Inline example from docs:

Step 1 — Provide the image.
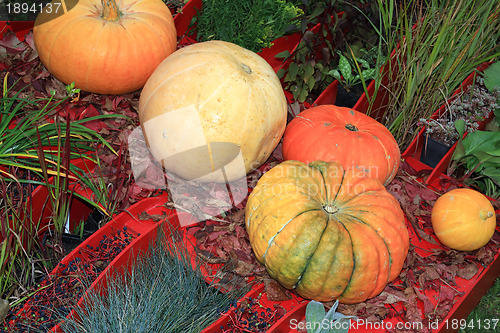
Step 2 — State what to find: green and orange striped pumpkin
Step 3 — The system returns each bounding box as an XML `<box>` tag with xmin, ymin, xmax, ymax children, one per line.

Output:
<box><xmin>245</xmin><ymin>160</ymin><xmax>409</xmax><ymax>303</ymax></box>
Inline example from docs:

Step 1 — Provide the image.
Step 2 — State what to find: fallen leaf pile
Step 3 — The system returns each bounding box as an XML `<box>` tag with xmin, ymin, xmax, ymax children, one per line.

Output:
<box><xmin>176</xmin><ymin>156</ymin><xmax>283</xmax><ymax>291</ymax></box>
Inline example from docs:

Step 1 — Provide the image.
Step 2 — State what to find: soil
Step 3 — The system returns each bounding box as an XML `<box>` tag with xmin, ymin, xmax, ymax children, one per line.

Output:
<box><xmin>335</xmin><ymin>82</ymin><xmax>367</xmax><ymax>108</ymax></box>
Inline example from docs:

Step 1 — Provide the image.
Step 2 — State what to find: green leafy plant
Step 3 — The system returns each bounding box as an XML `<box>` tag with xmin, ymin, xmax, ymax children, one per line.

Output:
<box><xmin>277</xmin><ymin>32</ymin><xmax>333</xmax><ymax>104</ymax></box>
<box><xmin>276</xmin><ymin>1</ymin><xmax>385</xmax><ymax>105</ymax></box>
<box><xmin>276</xmin><ymin>27</ymin><xmax>341</xmax><ymax>104</ymax></box>
<box><xmin>450</xmin><ymin>128</ymin><xmax>500</xmax><ymax>199</ymax></box>
<box><xmin>448</xmin><ymin>78</ymin><xmax>500</xmax><ymax>200</ymax></box>
<box><xmin>59</xmin><ymin>227</ymin><xmax>249</xmax><ymax>333</ymax></box>
<box><xmin>448</xmin><ymin>71</ymin><xmax>500</xmax><ymax>199</ymax></box>
<box><xmin>305</xmin><ymin>300</ymin><xmax>357</xmax><ymax>333</ymax></box>
<box><xmin>194</xmin><ymin>0</ymin><xmax>302</xmax><ymax>53</ymax></box>
<box><xmin>275</xmin><ymin>1</ymin><xmax>342</xmax><ymax>104</ymax></box>
<box><xmin>329</xmin><ymin>51</ymin><xmax>377</xmax><ymax>93</ymax></box>
<box><xmin>64</xmin><ymin>81</ymin><xmax>80</xmax><ymax>102</ymax></box>
<box><xmin>483</xmin><ymin>61</ymin><xmax>500</xmax><ymax>131</ymax></box>
<box><xmin>483</xmin><ymin>60</ymin><xmax>500</xmax><ymax>95</ymax></box>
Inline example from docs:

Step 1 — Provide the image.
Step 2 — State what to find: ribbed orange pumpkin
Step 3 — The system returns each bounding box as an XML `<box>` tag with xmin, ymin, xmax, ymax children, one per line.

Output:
<box><xmin>245</xmin><ymin>160</ymin><xmax>409</xmax><ymax>303</ymax></box>
<box><xmin>33</xmin><ymin>0</ymin><xmax>177</xmax><ymax>94</ymax></box>
<box><xmin>431</xmin><ymin>188</ymin><xmax>496</xmax><ymax>251</ymax></box>
<box><xmin>282</xmin><ymin>105</ymin><xmax>400</xmax><ymax>186</ymax></box>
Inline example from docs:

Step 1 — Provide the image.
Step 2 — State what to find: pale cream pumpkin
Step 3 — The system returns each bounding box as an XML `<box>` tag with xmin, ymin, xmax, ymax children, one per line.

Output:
<box><xmin>138</xmin><ymin>40</ymin><xmax>287</xmax><ymax>182</ymax></box>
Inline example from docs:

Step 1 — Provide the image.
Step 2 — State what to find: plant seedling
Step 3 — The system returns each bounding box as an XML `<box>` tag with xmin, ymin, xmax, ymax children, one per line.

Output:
<box><xmin>305</xmin><ymin>300</ymin><xmax>357</xmax><ymax>333</ymax></box>
<box><xmin>65</xmin><ymin>82</ymin><xmax>81</xmax><ymax>103</ymax></box>
<box><xmin>329</xmin><ymin>52</ymin><xmax>376</xmax><ymax>93</ymax></box>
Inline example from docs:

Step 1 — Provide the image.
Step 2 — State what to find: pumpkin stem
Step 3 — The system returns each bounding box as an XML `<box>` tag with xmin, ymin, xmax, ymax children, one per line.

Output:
<box><xmin>241</xmin><ymin>63</ymin><xmax>252</xmax><ymax>74</ymax></box>
<box><xmin>323</xmin><ymin>204</ymin><xmax>338</xmax><ymax>214</ymax></box>
<box><xmin>480</xmin><ymin>210</ymin><xmax>494</xmax><ymax>220</ymax></box>
<box><xmin>345</xmin><ymin>124</ymin><xmax>358</xmax><ymax>132</ymax></box>
<box><xmin>101</xmin><ymin>0</ymin><xmax>122</xmax><ymax>21</ymax></box>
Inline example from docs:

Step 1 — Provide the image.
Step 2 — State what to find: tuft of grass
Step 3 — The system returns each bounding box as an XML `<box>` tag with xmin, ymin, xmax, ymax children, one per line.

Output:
<box><xmin>461</xmin><ymin>278</ymin><xmax>500</xmax><ymax>333</ymax></box>
<box><xmin>0</xmin><ymin>176</ymin><xmax>44</xmax><ymax>305</ymax></box>
<box><xmin>59</xmin><ymin>226</ymin><xmax>249</xmax><ymax>333</ymax></box>
<box><xmin>0</xmin><ymin>77</ymin><xmax>131</xmax><ymax>322</ymax></box>
<box><xmin>368</xmin><ymin>0</ymin><xmax>500</xmax><ymax>148</ymax></box>
<box><xmin>0</xmin><ymin>77</ymin><xmax>131</xmax><ymax>218</ymax></box>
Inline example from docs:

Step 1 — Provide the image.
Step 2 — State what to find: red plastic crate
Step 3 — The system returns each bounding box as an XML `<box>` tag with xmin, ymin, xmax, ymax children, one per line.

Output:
<box><xmin>9</xmin><ymin>191</ymin><xmax>190</xmax><ymax>332</ymax></box>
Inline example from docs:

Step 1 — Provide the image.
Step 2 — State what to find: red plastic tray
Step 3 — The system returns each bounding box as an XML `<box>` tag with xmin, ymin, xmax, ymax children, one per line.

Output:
<box><xmin>48</xmin><ymin>195</ymin><xmax>178</xmax><ymax>332</ymax></box>
<box><xmin>24</xmin><ymin>180</ymin><xmax>494</xmax><ymax>333</ymax></box>
<box><xmin>10</xmin><ymin>191</ymin><xmax>194</xmax><ymax>332</ymax></box>
<box><xmin>201</xmin><ymin>283</ymin><xmax>305</xmax><ymax>333</ymax></box>
<box><xmin>272</xmin><ymin>230</ymin><xmax>499</xmax><ymax>333</ymax></box>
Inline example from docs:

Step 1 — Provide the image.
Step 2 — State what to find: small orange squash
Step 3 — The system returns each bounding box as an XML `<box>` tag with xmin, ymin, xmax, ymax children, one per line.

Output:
<box><xmin>282</xmin><ymin>105</ymin><xmax>400</xmax><ymax>186</ymax></box>
<box><xmin>431</xmin><ymin>188</ymin><xmax>496</xmax><ymax>251</ymax></box>
<box><xmin>245</xmin><ymin>160</ymin><xmax>409</xmax><ymax>303</ymax></box>
<box><xmin>33</xmin><ymin>0</ymin><xmax>177</xmax><ymax>94</ymax></box>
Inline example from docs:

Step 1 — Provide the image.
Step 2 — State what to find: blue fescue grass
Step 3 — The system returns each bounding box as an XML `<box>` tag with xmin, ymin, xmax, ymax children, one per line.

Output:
<box><xmin>59</xmin><ymin>226</ymin><xmax>249</xmax><ymax>333</ymax></box>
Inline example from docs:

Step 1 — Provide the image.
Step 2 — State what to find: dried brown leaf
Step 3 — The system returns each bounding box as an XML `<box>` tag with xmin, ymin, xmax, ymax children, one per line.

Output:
<box><xmin>231</xmin><ymin>259</ymin><xmax>256</xmax><ymax>276</ymax></box>
<box><xmin>416</xmin><ymin>228</ymin><xmax>439</xmax><ymax>245</ymax></box>
<box><xmin>264</xmin><ymin>278</ymin><xmax>292</xmax><ymax>302</ymax></box>
<box><xmin>456</xmin><ymin>262</ymin><xmax>479</xmax><ymax>280</ymax></box>
<box><xmin>137</xmin><ymin>211</ymin><xmax>165</xmax><ymax>222</ymax></box>
<box><xmin>231</xmin><ymin>209</ymin><xmax>246</xmax><ymax>224</ymax></box>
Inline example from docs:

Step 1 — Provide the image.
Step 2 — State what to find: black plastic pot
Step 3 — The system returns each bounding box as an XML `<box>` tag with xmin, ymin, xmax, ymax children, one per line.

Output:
<box><xmin>420</xmin><ymin>135</ymin><xmax>455</xmax><ymax>168</ymax></box>
<box><xmin>61</xmin><ymin>208</ymin><xmax>104</xmax><ymax>242</ymax></box>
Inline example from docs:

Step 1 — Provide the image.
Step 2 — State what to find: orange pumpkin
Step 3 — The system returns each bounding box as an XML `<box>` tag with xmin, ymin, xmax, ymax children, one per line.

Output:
<box><xmin>33</xmin><ymin>0</ymin><xmax>177</xmax><ymax>94</ymax></box>
<box><xmin>431</xmin><ymin>188</ymin><xmax>496</xmax><ymax>251</ymax></box>
<box><xmin>245</xmin><ymin>160</ymin><xmax>409</xmax><ymax>303</ymax></box>
<box><xmin>282</xmin><ymin>105</ymin><xmax>401</xmax><ymax>186</ymax></box>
